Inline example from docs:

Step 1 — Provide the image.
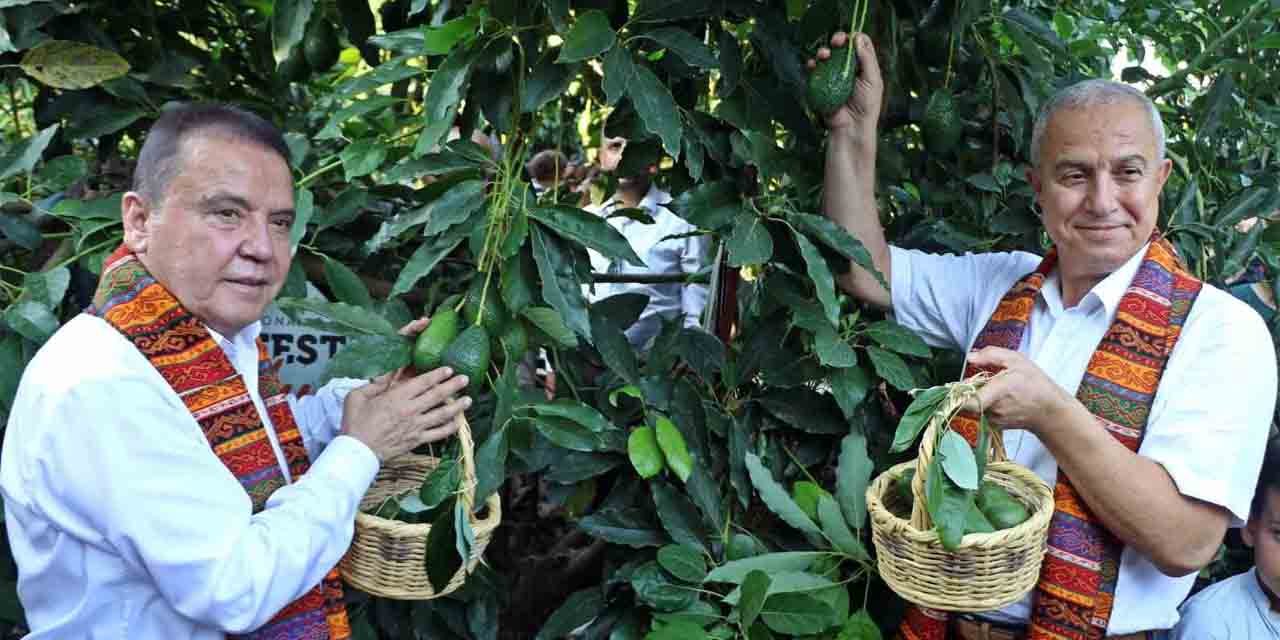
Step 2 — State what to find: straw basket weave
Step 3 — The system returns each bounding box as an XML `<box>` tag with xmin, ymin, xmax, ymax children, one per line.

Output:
<box><xmin>865</xmin><ymin>383</ymin><xmax>1054</xmax><ymax>612</ymax></box>
<box><xmin>339</xmin><ymin>413</ymin><xmax>501</xmax><ymax>599</ymax></box>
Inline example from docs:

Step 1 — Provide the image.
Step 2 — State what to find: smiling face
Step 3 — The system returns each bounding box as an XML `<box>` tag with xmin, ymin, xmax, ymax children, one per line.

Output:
<box><xmin>1244</xmin><ymin>486</ymin><xmax>1280</xmax><ymax>601</ymax></box>
<box><xmin>1028</xmin><ymin>101</ymin><xmax>1171</xmax><ymax>302</ymax></box>
<box><xmin>123</xmin><ymin>132</ymin><xmax>295</xmax><ymax>337</ymax></box>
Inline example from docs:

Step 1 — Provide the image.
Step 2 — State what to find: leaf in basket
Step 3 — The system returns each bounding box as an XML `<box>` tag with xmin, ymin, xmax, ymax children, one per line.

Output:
<box><xmin>925</xmin><ymin>456</ymin><xmax>972</xmax><ymax>551</ymax></box>
<box><xmin>745</xmin><ymin>453</ymin><xmax>823</xmax><ymax>540</ymax></box>
<box><xmin>455</xmin><ymin>499</ymin><xmax>475</xmax><ymax>561</ymax></box>
<box><xmin>890</xmin><ymin>385</ymin><xmax>948</xmax><ymax>453</ymax></box>
<box><xmin>425</xmin><ymin>497</ymin><xmax>462</xmax><ymax>593</ymax></box>
<box><xmin>419</xmin><ymin>456</ymin><xmax>462</xmax><ymax>510</ymax></box>
<box><xmin>939</xmin><ymin>431</ymin><xmax>979</xmax><ymax>490</ymax></box>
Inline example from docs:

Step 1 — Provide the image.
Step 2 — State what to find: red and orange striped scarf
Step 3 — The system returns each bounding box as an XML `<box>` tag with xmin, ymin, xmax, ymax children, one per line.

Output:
<box><xmin>898</xmin><ymin>236</ymin><xmax>1201</xmax><ymax>640</ymax></box>
<box><xmin>90</xmin><ymin>245</ymin><xmax>351</xmax><ymax>640</ymax></box>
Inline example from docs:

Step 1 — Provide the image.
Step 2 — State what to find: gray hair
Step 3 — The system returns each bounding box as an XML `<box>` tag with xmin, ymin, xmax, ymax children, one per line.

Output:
<box><xmin>1029</xmin><ymin>79</ymin><xmax>1165</xmax><ymax>167</ymax></box>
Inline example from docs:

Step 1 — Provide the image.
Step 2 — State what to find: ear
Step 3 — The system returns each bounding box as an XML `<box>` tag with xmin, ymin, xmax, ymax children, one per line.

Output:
<box><xmin>1026</xmin><ymin>167</ymin><xmax>1044</xmax><ymax>216</ymax></box>
<box><xmin>1154</xmin><ymin>157</ymin><xmax>1173</xmax><ymax>190</ymax></box>
<box><xmin>121</xmin><ymin>192</ymin><xmax>154</xmax><ymax>254</ymax></box>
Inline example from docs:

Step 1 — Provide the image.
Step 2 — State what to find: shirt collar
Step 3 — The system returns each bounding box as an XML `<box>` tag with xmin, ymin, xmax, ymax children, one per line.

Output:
<box><xmin>205</xmin><ymin>321</ymin><xmax>263</xmax><ymax>361</ymax></box>
<box><xmin>1040</xmin><ymin>243</ymin><xmax>1149</xmax><ymax>317</ymax></box>
<box><xmin>603</xmin><ymin>184</ymin><xmax>669</xmax><ymax>213</ymax></box>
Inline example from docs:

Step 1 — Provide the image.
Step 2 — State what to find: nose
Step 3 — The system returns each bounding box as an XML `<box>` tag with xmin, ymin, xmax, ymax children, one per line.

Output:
<box><xmin>1086</xmin><ymin>173</ymin><xmax>1119</xmax><ymax>217</ymax></box>
<box><xmin>239</xmin><ymin>217</ymin><xmax>275</xmax><ymax>262</ymax></box>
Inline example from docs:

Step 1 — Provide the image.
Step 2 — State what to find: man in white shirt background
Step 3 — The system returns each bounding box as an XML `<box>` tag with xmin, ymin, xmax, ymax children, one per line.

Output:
<box><xmin>0</xmin><ymin>103</ymin><xmax>471</xmax><ymax>638</ymax></box>
<box><xmin>815</xmin><ymin>32</ymin><xmax>1275</xmax><ymax>638</ymax></box>
<box><xmin>581</xmin><ymin>112</ymin><xmax>710</xmax><ymax>350</ymax></box>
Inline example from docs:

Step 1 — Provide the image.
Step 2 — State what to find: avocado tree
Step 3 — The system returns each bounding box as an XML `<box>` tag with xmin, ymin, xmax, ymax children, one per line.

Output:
<box><xmin>1</xmin><ymin>0</ymin><xmax>1279</xmax><ymax>638</ymax></box>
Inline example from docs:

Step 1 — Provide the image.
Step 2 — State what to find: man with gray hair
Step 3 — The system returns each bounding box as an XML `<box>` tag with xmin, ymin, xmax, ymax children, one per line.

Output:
<box><xmin>813</xmin><ymin>33</ymin><xmax>1275</xmax><ymax>639</ymax></box>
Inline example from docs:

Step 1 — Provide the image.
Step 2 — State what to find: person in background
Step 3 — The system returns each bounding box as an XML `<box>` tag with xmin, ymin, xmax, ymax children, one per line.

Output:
<box><xmin>0</xmin><ymin>103</ymin><xmax>470</xmax><ymax>639</ymax></box>
<box><xmin>582</xmin><ymin>116</ymin><xmax>710</xmax><ymax>349</ymax></box>
<box><xmin>1171</xmin><ymin>444</ymin><xmax>1280</xmax><ymax>638</ymax></box>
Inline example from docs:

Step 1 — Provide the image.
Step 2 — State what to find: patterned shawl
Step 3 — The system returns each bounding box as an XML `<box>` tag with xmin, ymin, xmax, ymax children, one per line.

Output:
<box><xmin>89</xmin><ymin>244</ymin><xmax>351</xmax><ymax>640</ymax></box>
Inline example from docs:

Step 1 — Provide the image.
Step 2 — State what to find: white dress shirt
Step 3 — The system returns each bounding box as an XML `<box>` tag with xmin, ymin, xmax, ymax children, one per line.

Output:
<box><xmin>889</xmin><ymin>244</ymin><xmax>1277</xmax><ymax>634</ymax></box>
<box><xmin>0</xmin><ymin>313</ymin><xmax>378</xmax><ymax>639</ymax></box>
<box><xmin>584</xmin><ymin>184</ymin><xmax>710</xmax><ymax>349</ymax></box>
<box><xmin>1171</xmin><ymin>568</ymin><xmax>1280</xmax><ymax>639</ymax></box>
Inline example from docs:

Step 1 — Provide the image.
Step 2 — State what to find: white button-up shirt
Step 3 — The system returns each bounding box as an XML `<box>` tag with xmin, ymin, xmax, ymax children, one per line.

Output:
<box><xmin>0</xmin><ymin>314</ymin><xmax>378</xmax><ymax>639</ymax></box>
<box><xmin>585</xmin><ymin>185</ymin><xmax>710</xmax><ymax>349</ymax></box>
<box><xmin>889</xmin><ymin>244</ymin><xmax>1277</xmax><ymax>634</ymax></box>
<box><xmin>1171</xmin><ymin>567</ymin><xmax>1280</xmax><ymax>638</ymax></box>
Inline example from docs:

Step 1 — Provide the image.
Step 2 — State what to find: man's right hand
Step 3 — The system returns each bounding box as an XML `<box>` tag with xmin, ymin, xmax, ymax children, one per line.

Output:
<box><xmin>807</xmin><ymin>32</ymin><xmax>885</xmax><ymax>141</ymax></box>
<box><xmin>340</xmin><ymin>367</ymin><xmax>471</xmax><ymax>462</ymax></box>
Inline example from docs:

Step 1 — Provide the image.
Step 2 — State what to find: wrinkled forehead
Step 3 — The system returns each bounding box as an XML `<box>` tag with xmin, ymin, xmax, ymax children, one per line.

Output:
<box><xmin>1044</xmin><ymin>103</ymin><xmax>1159</xmax><ymax>159</ymax></box>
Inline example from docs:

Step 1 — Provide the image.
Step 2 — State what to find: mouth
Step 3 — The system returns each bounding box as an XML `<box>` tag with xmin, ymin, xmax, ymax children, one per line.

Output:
<box><xmin>224</xmin><ymin>277</ymin><xmax>270</xmax><ymax>291</ymax></box>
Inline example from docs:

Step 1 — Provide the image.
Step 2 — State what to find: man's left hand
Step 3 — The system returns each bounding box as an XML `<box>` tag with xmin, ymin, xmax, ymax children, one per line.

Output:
<box><xmin>966</xmin><ymin>346</ymin><xmax>1077</xmax><ymax>434</ymax></box>
<box><xmin>398</xmin><ymin>316</ymin><xmax>430</xmax><ymax>338</ymax></box>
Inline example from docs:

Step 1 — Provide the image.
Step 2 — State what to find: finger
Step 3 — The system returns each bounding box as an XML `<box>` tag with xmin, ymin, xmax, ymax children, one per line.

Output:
<box><xmin>830</xmin><ymin>31</ymin><xmax>850</xmax><ymax>48</ymax></box>
<box><xmin>400</xmin><ymin>366</ymin><xmax>463</xmax><ymax>398</ymax></box>
<box><xmin>965</xmin><ymin>346</ymin><xmax>1019</xmax><ymax>373</ymax></box>
<box><xmin>413</xmin><ymin>373</ymin><xmax>472</xmax><ymax>411</ymax></box>
<box><xmin>816</xmin><ymin>46</ymin><xmax>832</xmax><ymax>62</ymax></box>
<box><xmin>398</xmin><ymin>315</ymin><xmax>431</xmax><ymax>337</ymax></box>
<box><xmin>419</xmin><ymin>400</ymin><xmax>469</xmax><ymax>441</ymax></box>
<box><xmin>805</xmin><ymin>58</ymin><xmax>816</xmax><ymax>70</ymax></box>
<box><xmin>853</xmin><ymin>33</ymin><xmax>883</xmax><ymax>88</ymax></box>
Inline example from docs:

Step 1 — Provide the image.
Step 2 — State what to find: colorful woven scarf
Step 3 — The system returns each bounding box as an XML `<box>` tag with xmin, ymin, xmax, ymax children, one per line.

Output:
<box><xmin>89</xmin><ymin>244</ymin><xmax>351</xmax><ymax>640</ymax></box>
<box><xmin>897</xmin><ymin>236</ymin><xmax>1201</xmax><ymax>640</ymax></box>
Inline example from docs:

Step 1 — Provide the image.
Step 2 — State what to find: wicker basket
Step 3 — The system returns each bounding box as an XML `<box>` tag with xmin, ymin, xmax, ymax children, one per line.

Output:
<box><xmin>339</xmin><ymin>413</ymin><xmax>502</xmax><ymax>599</ymax></box>
<box><xmin>865</xmin><ymin>397</ymin><xmax>1054</xmax><ymax>612</ymax></box>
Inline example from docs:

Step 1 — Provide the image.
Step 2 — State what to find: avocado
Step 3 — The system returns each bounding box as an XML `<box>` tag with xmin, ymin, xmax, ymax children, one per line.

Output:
<box><xmin>496</xmin><ymin>319</ymin><xmax>528</xmax><ymax>364</ymax></box>
<box><xmin>807</xmin><ymin>47</ymin><xmax>858</xmax><ymax>116</ymax></box>
<box><xmin>462</xmin><ymin>278</ymin><xmax>508</xmax><ymax>336</ymax></box>
<box><xmin>963</xmin><ymin>501</ymin><xmax>996</xmax><ymax>534</ymax></box>
<box><xmin>923</xmin><ymin>89</ymin><xmax>962</xmax><ymax>153</ymax></box>
<box><xmin>412</xmin><ymin>307</ymin><xmax>460</xmax><ymax>373</ymax></box>
<box><xmin>303</xmin><ymin>18</ymin><xmax>340</xmax><ymax>72</ymax></box>
<box><xmin>276</xmin><ymin>50</ymin><xmax>310</xmax><ymax>83</ymax></box>
<box><xmin>442</xmin><ymin>325</ymin><xmax>491</xmax><ymax>390</ymax></box>
<box><xmin>976</xmin><ymin>482</ymin><xmax>1030</xmax><ymax>530</ymax></box>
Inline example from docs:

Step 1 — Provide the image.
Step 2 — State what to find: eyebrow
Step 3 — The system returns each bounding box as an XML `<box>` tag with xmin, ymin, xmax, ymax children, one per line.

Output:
<box><xmin>201</xmin><ymin>192</ymin><xmax>295</xmax><ymax>218</ymax></box>
<box><xmin>1053</xmin><ymin>155</ymin><xmax>1150</xmax><ymax>173</ymax></box>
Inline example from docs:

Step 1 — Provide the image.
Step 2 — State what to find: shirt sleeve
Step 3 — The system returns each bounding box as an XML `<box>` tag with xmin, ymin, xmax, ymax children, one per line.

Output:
<box><xmin>1140</xmin><ymin>290</ymin><xmax>1277</xmax><ymax>525</ymax></box>
<box><xmin>288</xmin><ymin>377</ymin><xmax>366</xmax><ymax>462</ymax></box>
<box><xmin>888</xmin><ymin>245</ymin><xmax>1041</xmax><ymax>351</ymax></box>
<box><xmin>21</xmin><ymin>372</ymin><xmax>380</xmax><ymax>634</ymax></box>
<box><xmin>680</xmin><ymin>227</ymin><xmax>710</xmax><ymax>328</ymax></box>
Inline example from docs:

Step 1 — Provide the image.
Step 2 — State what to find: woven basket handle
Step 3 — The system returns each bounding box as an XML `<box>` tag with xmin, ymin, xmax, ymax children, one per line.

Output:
<box><xmin>908</xmin><ymin>404</ymin><xmax>1008</xmax><ymax>531</ymax></box>
<box><xmin>452</xmin><ymin>407</ymin><xmax>478</xmax><ymax>516</ymax></box>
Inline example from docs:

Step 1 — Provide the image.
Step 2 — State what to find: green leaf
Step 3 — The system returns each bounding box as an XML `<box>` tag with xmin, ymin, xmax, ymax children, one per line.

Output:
<box><xmin>677</xmin><ymin>328</ymin><xmax>724</xmax><ymax>381</ymax></box>
<box><xmin>423</xmin><ymin>180</ymin><xmax>488</xmax><ymax>236</ymax></box>
<box><xmin>744</xmin><ymin>453</ymin><xmax>822</xmax><ymax>538</ymax></box>
<box><xmin>636</xmin><ymin>27</ymin><xmax>718</xmax><ymax>69</ymax></box>
<box><xmin>3</xmin><ymin>300</ymin><xmax>57</xmax><ymax>343</ymax></box>
<box><xmin>1215</xmin><ymin>187</ymin><xmax>1271</xmax><ymax>228</ymax></box>
<box><xmin>531</xmin><ymin>226</ymin><xmax>592</xmax><ymax>341</ymax></box>
<box><xmin>535</xmin><ymin>589</ymin><xmax>605</xmax><ymax>640</ymax></box>
<box><xmin>275</xmin><ymin>298</ymin><xmax>398</xmax><ymax>336</ymax></box>
<box><xmin>939</xmin><ymin>431</ymin><xmax>979</xmax><ymax>490</ymax></box>
<box><xmin>422</xmin><ymin>14</ymin><xmax>481</xmax><ymax>54</ymax></box>
<box><xmin>389</xmin><ymin>230</ymin><xmax>467</xmax><ymax>298</ymax></box>
<box><xmin>50</xmin><ymin>193</ymin><xmax>121</xmax><ymax>221</ymax></box>
<box><xmin>418</xmin><ymin>456</ymin><xmax>462</xmax><ymax>510</ymax></box>
<box><xmin>522</xmin><ymin>306</ymin><xmax>579</xmax><ymax>348</ymax></box>
<box><xmin>556</xmin><ymin>10</ymin><xmax>616</xmax><ymax>63</ymax></box>
<box><xmin>322</xmin><ymin>334</ymin><xmax>411</xmax><ymax>382</ymax></box>
<box><xmin>0</xmin><ymin>125</ymin><xmax>58</xmax><ymax>182</ymax></box>
<box><xmin>454</xmin><ymin>498</ymin><xmax>475</xmax><ymax>562</ymax></box>
<box><xmin>579</xmin><ymin>508</ymin><xmax>666</xmax><ymax>547</ymax></box>
<box><xmin>630</xmin><ymin>62</ymin><xmax>683</xmax><ymax>157</ymax></box>
<box><xmin>721</xmin><ymin>571</ymin><xmax>836</xmax><ymax>605</ymax></box>
<box><xmin>529</xmin><ymin>206</ymin><xmax>643</xmax><ymax>266</ymax></box>
<box><xmin>829</xmin><ymin>366</ymin><xmax>872</xmax><ymax>419</ymax></box>
<box><xmin>0</xmin><ymin>334</ymin><xmax>24</xmax><ymax>416</ymax></box>
<box><xmin>473</xmin><ymin>425</ymin><xmax>509</xmax><ymax>503</ymax></box>
<box><xmin>601</xmin><ymin>45</ymin><xmax>640</xmax><ymax>106</ymax></box>
<box><xmin>760</xmin><ymin>593</ymin><xmax>834</xmax><ymax>635</ymax></box>
<box><xmin>890</xmin><ymin>385</ymin><xmax>948</xmax><ymax>452</ymax></box>
<box><xmin>818</xmin><ymin>495</ymin><xmax>866</xmax><ymax>560</ymax></box>
<box><xmin>864</xmin><ymin>321</ymin><xmax>931</xmax><ymax>357</ymax></box>
<box><xmin>544</xmin><ymin>451</ymin><xmax>620</xmax><ymax>484</ymax></box>
<box><xmin>323</xmin><ymin>257</ymin><xmax>374</xmax><ymax>308</ymax></box>
<box><xmin>271</xmin><ymin>0</ymin><xmax>316</xmax><ymax>64</ymax></box>
<box><xmin>718</xmin><ymin>30</ymin><xmax>742</xmax><ymax>96</ymax></box>
<box><xmin>22</xmin><ymin>267</ymin><xmax>69</xmax><ymax>308</ymax></box>
<box><xmin>739</xmin><ymin>571</ymin><xmax>771</xmax><ymax>630</ymax></box>
<box><xmin>837</xmin><ymin>610</ymin><xmax>883</xmax><ymax>640</ymax></box>
<box><xmin>416</xmin><ymin>45</ymin><xmax>476</xmax><ymax>153</ymax></box>
<box><xmin>925</xmin><ymin>454</ymin><xmax>972</xmax><ymax>551</ymax></box>
<box><xmin>655</xmin><ymin>416</ymin><xmax>692</xmax><ymax>482</ymax></box>
<box><xmin>0</xmin><ymin>210</ymin><xmax>40</xmax><ymax>250</ymax></box>
<box><xmin>1257</xmin><ymin>34</ymin><xmax>1280</xmax><ymax>49</ymax></box>
<box><xmin>290</xmin><ymin>188</ymin><xmax>314</xmax><ymax>250</ymax></box>
<box><xmin>20</xmin><ymin>41</ymin><xmax>129</xmax><ymax>89</ymax></box>
<box><xmin>632</xmin><ymin>561</ymin><xmax>696</xmax><ymax>612</ymax></box>
<box><xmin>339</xmin><ymin>138</ymin><xmax>387</xmax><ymax>181</ymax></box>
<box><xmin>592</xmin><ymin>311</ymin><xmax>640</xmax><ymax>384</ymax></box>
<box><xmin>866</xmin><ymin>346</ymin><xmax>914</xmax><ymax>391</ymax></box>
<box><xmin>836</xmin><ymin>431</ymin><xmax>873</xmax><ymax>531</ymax></box>
<box><xmin>657</xmin><ymin>544</ymin><xmax>707</xmax><ymax>583</ymax></box>
<box><xmin>530</xmin><ymin>415</ymin><xmax>602</xmax><ymax>451</ymax></box>
<box><xmin>628</xmin><ymin>426</ymin><xmax>665</xmax><ymax>478</ymax></box>
<box><xmin>703</xmin><ymin>552</ymin><xmax>826</xmax><ymax>583</ymax></box>
<box><xmin>792</xmin><ymin>481</ymin><xmax>825</xmax><ymax>521</ymax></box>
<box><xmin>651</xmin><ymin>479</ymin><xmax>707</xmax><ymax>549</ymax></box>
<box><xmin>794</xmin><ymin>232</ymin><xmax>840</xmax><ymax>326</ymax></box>
<box><xmin>1198</xmin><ymin>73</ymin><xmax>1236</xmax><ymax>141</ymax></box>
<box><xmin>726</xmin><ymin>214</ymin><xmax>773</xmax><ymax>266</ymax></box>
<box><xmin>62</xmin><ymin>105</ymin><xmax>145</xmax><ymax>140</ymax></box>
<box><xmin>788</xmin><ymin>212</ymin><xmax>887</xmax><ymax>290</ymax></box>
<box><xmin>525</xmin><ymin>399</ymin><xmax>613</xmax><ymax>433</ymax></box>
<box><xmin>424</xmin><ymin>497</ymin><xmax>462</xmax><ymax>593</ymax></box>
<box><xmin>670</xmin><ymin>181</ymin><xmax>741</xmax><ymax>231</ymax></box>
<box><xmin>501</xmin><ymin>252</ymin><xmax>535</xmax><ymax>314</ymax></box>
